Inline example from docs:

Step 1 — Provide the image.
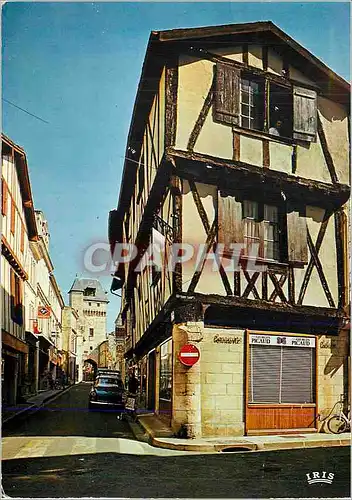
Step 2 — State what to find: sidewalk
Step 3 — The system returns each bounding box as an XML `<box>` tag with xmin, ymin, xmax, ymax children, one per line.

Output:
<box><xmin>2</xmin><ymin>384</ymin><xmax>74</xmax><ymax>426</ymax></box>
<box><xmin>133</xmin><ymin>413</ymin><xmax>351</xmax><ymax>453</ymax></box>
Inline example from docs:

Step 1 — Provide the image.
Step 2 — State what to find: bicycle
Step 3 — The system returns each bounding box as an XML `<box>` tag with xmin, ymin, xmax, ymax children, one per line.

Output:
<box><xmin>326</xmin><ymin>394</ymin><xmax>351</xmax><ymax>434</ymax></box>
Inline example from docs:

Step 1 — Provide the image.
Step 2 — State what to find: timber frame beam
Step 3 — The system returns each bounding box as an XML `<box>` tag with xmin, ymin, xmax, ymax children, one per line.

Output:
<box><xmin>167</xmin><ymin>148</ymin><xmax>350</xmax><ymax>208</ymax></box>
<box><xmin>177</xmin><ymin>292</ymin><xmax>346</xmax><ymax>320</ymax></box>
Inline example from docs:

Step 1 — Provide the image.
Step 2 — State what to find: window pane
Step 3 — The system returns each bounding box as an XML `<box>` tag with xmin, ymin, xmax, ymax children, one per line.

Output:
<box><xmin>242</xmin><ymin>92</ymin><xmax>249</xmax><ymax>104</ymax></box>
<box><xmin>243</xmin><ymin>200</ymin><xmax>258</xmax><ymax>219</ymax></box>
<box><xmin>263</xmin><ymin>222</ymin><xmax>274</xmax><ymax>241</ymax></box>
<box><xmin>241</xmin><ymin>104</ymin><xmax>250</xmax><ymax>117</ymax></box>
<box><xmin>264</xmin><ymin>205</ymin><xmax>278</xmax><ymax>222</ymax></box>
<box><xmin>241</xmin><ymin>117</ymin><xmax>249</xmax><ymax>129</ymax></box>
<box><xmin>264</xmin><ymin>240</ymin><xmax>274</xmax><ymax>260</ymax></box>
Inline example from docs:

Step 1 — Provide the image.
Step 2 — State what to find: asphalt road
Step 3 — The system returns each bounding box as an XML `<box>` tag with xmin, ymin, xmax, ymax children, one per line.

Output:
<box><xmin>2</xmin><ymin>383</ymin><xmax>351</xmax><ymax>498</ymax></box>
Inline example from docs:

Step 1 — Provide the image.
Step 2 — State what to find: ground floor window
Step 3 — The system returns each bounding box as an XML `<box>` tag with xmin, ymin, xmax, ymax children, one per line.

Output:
<box><xmin>159</xmin><ymin>338</ymin><xmax>172</xmax><ymax>416</ymax></box>
<box><xmin>248</xmin><ymin>333</ymin><xmax>316</xmax><ymax>404</ymax></box>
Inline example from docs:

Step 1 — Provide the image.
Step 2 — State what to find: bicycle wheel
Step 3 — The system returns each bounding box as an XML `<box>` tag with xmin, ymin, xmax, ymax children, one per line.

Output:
<box><xmin>327</xmin><ymin>415</ymin><xmax>348</xmax><ymax>434</ymax></box>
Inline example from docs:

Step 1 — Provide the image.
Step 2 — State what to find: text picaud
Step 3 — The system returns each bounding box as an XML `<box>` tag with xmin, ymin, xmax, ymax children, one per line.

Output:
<box><xmin>249</xmin><ymin>334</ymin><xmax>315</xmax><ymax>348</ymax></box>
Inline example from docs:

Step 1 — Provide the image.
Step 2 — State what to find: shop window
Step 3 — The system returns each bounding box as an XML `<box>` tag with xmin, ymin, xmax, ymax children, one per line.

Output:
<box><xmin>159</xmin><ymin>339</ymin><xmax>172</xmax><ymax>413</ymax></box>
<box><xmin>10</xmin><ymin>269</ymin><xmax>23</xmax><ymax>325</ymax></box>
<box><xmin>248</xmin><ymin>335</ymin><xmax>315</xmax><ymax>404</ymax></box>
<box><xmin>213</xmin><ymin>62</ymin><xmax>317</xmax><ymax>142</ymax></box>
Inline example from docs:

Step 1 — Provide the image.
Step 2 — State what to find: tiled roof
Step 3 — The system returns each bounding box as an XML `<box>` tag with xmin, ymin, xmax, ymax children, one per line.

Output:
<box><xmin>69</xmin><ymin>278</ymin><xmax>109</xmax><ymax>302</ymax></box>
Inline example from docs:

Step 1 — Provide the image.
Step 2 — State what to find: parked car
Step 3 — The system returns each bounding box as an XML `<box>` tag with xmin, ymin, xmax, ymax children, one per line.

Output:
<box><xmin>88</xmin><ymin>376</ymin><xmax>125</xmax><ymax>410</ymax></box>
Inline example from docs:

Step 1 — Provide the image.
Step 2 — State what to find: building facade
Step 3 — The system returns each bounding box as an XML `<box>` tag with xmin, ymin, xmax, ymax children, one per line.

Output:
<box><xmin>1</xmin><ymin>135</ymin><xmax>65</xmax><ymax>403</ymax></box>
<box><xmin>61</xmin><ymin>306</ymin><xmax>78</xmax><ymax>382</ymax></box>
<box><xmin>68</xmin><ymin>278</ymin><xmax>109</xmax><ymax>381</ymax></box>
<box><xmin>1</xmin><ymin>135</ymin><xmax>38</xmax><ymax>403</ymax></box>
<box><xmin>109</xmin><ymin>22</ymin><xmax>350</xmax><ymax>438</ymax></box>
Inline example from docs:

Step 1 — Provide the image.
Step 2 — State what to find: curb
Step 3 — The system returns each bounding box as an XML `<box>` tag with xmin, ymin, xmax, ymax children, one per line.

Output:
<box><xmin>135</xmin><ymin>416</ymin><xmax>351</xmax><ymax>453</ymax></box>
<box><xmin>2</xmin><ymin>384</ymin><xmax>75</xmax><ymax>426</ymax></box>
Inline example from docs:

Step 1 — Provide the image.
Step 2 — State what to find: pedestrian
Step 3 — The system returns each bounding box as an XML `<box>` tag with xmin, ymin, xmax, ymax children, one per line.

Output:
<box><xmin>128</xmin><ymin>370</ymin><xmax>139</xmax><ymax>395</ymax></box>
<box><xmin>61</xmin><ymin>370</ymin><xmax>66</xmax><ymax>388</ymax></box>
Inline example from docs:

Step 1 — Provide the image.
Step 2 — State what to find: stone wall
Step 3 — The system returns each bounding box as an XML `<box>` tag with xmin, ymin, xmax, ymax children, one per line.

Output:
<box><xmin>171</xmin><ymin>322</ymin><xmax>245</xmax><ymax>438</ymax></box>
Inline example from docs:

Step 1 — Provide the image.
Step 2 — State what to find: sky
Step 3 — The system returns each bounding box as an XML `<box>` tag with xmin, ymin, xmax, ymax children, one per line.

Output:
<box><xmin>2</xmin><ymin>1</ymin><xmax>350</xmax><ymax>331</ymax></box>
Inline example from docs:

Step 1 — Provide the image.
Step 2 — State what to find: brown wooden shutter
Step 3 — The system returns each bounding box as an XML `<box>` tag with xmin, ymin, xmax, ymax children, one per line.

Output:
<box><xmin>10</xmin><ymin>199</ymin><xmax>16</xmax><ymax>234</ymax></box>
<box><xmin>218</xmin><ymin>191</ymin><xmax>244</xmax><ymax>253</ymax></box>
<box><xmin>287</xmin><ymin>208</ymin><xmax>308</xmax><ymax>264</ymax></box>
<box><xmin>214</xmin><ymin>63</ymin><xmax>240</xmax><ymax>125</ymax></box>
<box><xmin>293</xmin><ymin>86</ymin><xmax>317</xmax><ymax>142</ymax></box>
<box><xmin>2</xmin><ymin>179</ymin><xmax>8</xmax><ymax>216</ymax></box>
<box><xmin>10</xmin><ymin>268</ymin><xmax>16</xmax><ymax>320</ymax></box>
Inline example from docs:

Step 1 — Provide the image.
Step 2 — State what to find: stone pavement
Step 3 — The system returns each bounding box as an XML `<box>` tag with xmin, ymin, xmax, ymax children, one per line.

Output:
<box><xmin>2</xmin><ymin>384</ymin><xmax>75</xmax><ymax>425</ymax></box>
<box><xmin>133</xmin><ymin>413</ymin><xmax>351</xmax><ymax>453</ymax></box>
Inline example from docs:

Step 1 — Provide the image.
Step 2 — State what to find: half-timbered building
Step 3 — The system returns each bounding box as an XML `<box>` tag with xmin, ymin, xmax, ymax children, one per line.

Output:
<box><xmin>109</xmin><ymin>22</ymin><xmax>350</xmax><ymax>437</ymax></box>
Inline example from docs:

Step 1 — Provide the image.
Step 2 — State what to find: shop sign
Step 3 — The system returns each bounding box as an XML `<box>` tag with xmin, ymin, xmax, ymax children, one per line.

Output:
<box><xmin>249</xmin><ymin>334</ymin><xmax>315</xmax><ymax>348</ymax></box>
<box><xmin>214</xmin><ymin>335</ymin><xmax>242</xmax><ymax>344</ymax></box>
<box><xmin>178</xmin><ymin>344</ymin><xmax>200</xmax><ymax>367</ymax></box>
<box><xmin>38</xmin><ymin>306</ymin><xmax>51</xmax><ymax>318</ymax></box>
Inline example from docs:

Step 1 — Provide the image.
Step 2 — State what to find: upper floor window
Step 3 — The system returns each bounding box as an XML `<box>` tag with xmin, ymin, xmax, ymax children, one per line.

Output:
<box><xmin>89</xmin><ymin>328</ymin><xmax>94</xmax><ymax>337</ymax></box>
<box><xmin>10</xmin><ymin>269</ymin><xmax>23</xmax><ymax>326</ymax></box>
<box><xmin>83</xmin><ymin>287</ymin><xmax>95</xmax><ymax>297</ymax></box>
<box><xmin>240</xmin><ymin>78</ymin><xmax>263</xmax><ymax>131</ymax></box>
<box><xmin>243</xmin><ymin>200</ymin><xmax>280</xmax><ymax>261</ymax></box>
<box><xmin>218</xmin><ymin>190</ymin><xmax>309</xmax><ymax>266</ymax></box>
<box><xmin>214</xmin><ymin>62</ymin><xmax>317</xmax><ymax>142</ymax></box>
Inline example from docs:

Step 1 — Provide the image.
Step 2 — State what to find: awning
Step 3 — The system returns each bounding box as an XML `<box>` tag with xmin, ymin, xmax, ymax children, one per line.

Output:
<box><xmin>25</xmin><ymin>331</ymin><xmax>39</xmax><ymax>346</ymax></box>
<box><xmin>37</xmin><ymin>334</ymin><xmax>55</xmax><ymax>350</ymax></box>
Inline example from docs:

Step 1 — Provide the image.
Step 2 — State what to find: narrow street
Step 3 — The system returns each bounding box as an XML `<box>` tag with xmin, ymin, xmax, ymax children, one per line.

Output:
<box><xmin>2</xmin><ymin>383</ymin><xmax>350</xmax><ymax>498</ymax></box>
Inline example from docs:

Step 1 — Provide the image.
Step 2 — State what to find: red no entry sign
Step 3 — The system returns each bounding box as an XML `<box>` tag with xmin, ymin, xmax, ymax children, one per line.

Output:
<box><xmin>178</xmin><ymin>344</ymin><xmax>200</xmax><ymax>367</ymax></box>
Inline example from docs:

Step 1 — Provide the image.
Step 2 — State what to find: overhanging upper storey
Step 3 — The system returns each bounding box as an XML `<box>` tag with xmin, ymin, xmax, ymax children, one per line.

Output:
<box><xmin>109</xmin><ymin>21</ymin><xmax>350</xmax><ymax>294</ymax></box>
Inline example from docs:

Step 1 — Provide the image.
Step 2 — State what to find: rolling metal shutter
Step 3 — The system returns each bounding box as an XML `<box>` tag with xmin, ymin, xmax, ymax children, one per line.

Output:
<box><xmin>249</xmin><ymin>345</ymin><xmax>281</xmax><ymax>403</ymax></box>
<box><xmin>248</xmin><ymin>338</ymin><xmax>315</xmax><ymax>404</ymax></box>
<box><xmin>281</xmin><ymin>347</ymin><xmax>314</xmax><ymax>403</ymax></box>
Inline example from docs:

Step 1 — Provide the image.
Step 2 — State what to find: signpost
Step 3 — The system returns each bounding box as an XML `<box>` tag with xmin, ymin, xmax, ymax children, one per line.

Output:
<box><xmin>178</xmin><ymin>344</ymin><xmax>200</xmax><ymax>367</ymax></box>
<box><xmin>37</xmin><ymin>306</ymin><xmax>51</xmax><ymax>318</ymax></box>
